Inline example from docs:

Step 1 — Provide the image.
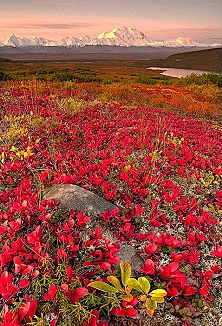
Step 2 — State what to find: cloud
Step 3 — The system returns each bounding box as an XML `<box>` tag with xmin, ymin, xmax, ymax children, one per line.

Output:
<box><xmin>2</xmin><ymin>22</ymin><xmax>95</xmax><ymax>30</ymax></box>
<box><xmin>150</xmin><ymin>27</ymin><xmax>222</xmax><ymax>33</ymax></box>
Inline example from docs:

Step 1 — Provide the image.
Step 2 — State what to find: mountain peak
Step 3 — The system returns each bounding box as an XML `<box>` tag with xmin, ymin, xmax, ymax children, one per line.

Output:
<box><xmin>9</xmin><ymin>33</ymin><xmax>17</xmax><ymax>38</ymax></box>
<box><xmin>113</xmin><ymin>25</ymin><xmax>129</xmax><ymax>32</ymax></box>
<box><xmin>96</xmin><ymin>26</ymin><xmax>154</xmax><ymax>46</ymax></box>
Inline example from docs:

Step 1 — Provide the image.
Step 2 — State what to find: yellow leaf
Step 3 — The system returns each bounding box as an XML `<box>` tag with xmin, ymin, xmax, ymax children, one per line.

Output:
<box><xmin>120</xmin><ymin>262</ymin><xmax>131</xmax><ymax>287</ymax></box>
<box><xmin>35</xmin><ymin>138</ymin><xmax>41</xmax><ymax>144</ymax></box>
<box><xmin>152</xmin><ymin>296</ymin><xmax>165</xmax><ymax>303</ymax></box>
<box><xmin>107</xmin><ymin>276</ymin><xmax>122</xmax><ymax>291</ymax></box>
<box><xmin>124</xmin><ymin>164</ymin><xmax>131</xmax><ymax>172</ymax></box>
<box><xmin>146</xmin><ymin>297</ymin><xmax>157</xmax><ymax>310</ymax></box>
<box><xmin>149</xmin><ymin>289</ymin><xmax>167</xmax><ymax>297</ymax></box>
<box><xmin>26</xmin><ymin>146</ymin><xmax>31</xmax><ymax>152</ymax></box>
<box><xmin>138</xmin><ymin>277</ymin><xmax>150</xmax><ymax>295</ymax></box>
<box><xmin>11</xmin><ymin>146</ymin><xmax>18</xmax><ymax>152</ymax></box>
<box><xmin>127</xmin><ymin>278</ymin><xmax>143</xmax><ymax>293</ymax></box>
<box><xmin>88</xmin><ymin>281</ymin><xmax>119</xmax><ymax>294</ymax></box>
<box><xmin>1</xmin><ymin>152</ymin><xmax>5</xmax><ymax>164</ymax></box>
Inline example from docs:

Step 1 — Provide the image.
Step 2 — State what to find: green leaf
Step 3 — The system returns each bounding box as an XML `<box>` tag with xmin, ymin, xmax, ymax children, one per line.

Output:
<box><xmin>120</xmin><ymin>262</ymin><xmax>131</xmax><ymax>287</ymax></box>
<box><xmin>127</xmin><ymin>278</ymin><xmax>143</xmax><ymax>293</ymax></box>
<box><xmin>149</xmin><ymin>289</ymin><xmax>167</xmax><ymax>297</ymax></box>
<box><xmin>138</xmin><ymin>277</ymin><xmax>150</xmax><ymax>295</ymax></box>
<box><xmin>107</xmin><ymin>276</ymin><xmax>122</xmax><ymax>291</ymax></box>
<box><xmin>88</xmin><ymin>281</ymin><xmax>119</xmax><ymax>294</ymax></box>
<box><xmin>146</xmin><ymin>297</ymin><xmax>157</xmax><ymax>310</ymax></box>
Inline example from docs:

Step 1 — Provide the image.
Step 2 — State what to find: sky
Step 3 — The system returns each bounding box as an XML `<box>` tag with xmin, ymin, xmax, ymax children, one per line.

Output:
<box><xmin>0</xmin><ymin>0</ymin><xmax>222</xmax><ymax>41</ymax></box>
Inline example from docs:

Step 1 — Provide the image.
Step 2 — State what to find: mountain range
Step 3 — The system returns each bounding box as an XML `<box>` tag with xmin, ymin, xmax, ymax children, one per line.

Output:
<box><xmin>1</xmin><ymin>26</ymin><xmax>222</xmax><ymax>48</ymax></box>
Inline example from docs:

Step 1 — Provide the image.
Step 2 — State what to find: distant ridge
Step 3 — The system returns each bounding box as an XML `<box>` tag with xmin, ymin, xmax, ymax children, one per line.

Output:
<box><xmin>1</xmin><ymin>26</ymin><xmax>222</xmax><ymax>48</ymax></box>
<box><xmin>146</xmin><ymin>48</ymin><xmax>222</xmax><ymax>73</ymax></box>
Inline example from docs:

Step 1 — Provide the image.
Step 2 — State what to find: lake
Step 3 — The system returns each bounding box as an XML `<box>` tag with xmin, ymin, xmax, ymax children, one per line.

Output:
<box><xmin>147</xmin><ymin>66</ymin><xmax>210</xmax><ymax>78</ymax></box>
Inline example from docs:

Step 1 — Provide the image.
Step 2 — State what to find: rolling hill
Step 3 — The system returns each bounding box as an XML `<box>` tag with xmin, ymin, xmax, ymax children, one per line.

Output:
<box><xmin>146</xmin><ymin>48</ymin><xmax>222</xmax><ymax>73</ymax></box>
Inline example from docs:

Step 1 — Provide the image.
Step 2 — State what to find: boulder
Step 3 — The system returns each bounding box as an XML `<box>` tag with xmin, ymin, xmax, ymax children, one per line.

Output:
<box><xmin>44</xmin><ymin>184</ymin><xmax>143</xmax><ymax>273</ymax></box>
<box><xmin>43</xmin><ymin>184</ymin><xmax>117</xmax><ymax>215</ymax></box>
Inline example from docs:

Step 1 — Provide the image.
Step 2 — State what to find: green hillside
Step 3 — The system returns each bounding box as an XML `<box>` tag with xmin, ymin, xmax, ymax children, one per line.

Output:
<box><xmin>146</xmin><ymin>47</ymin><xmax>222</xmax><ymax>73</ymax></box>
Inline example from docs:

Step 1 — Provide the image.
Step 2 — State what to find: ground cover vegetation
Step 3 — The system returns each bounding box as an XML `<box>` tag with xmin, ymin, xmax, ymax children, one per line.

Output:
<box><xmin>0</xmin><ymin>63</ymin><xmax>221</xmax><ymax>325</ymax></box>
<box><xmin>1</xmin><ymin>59</ymin><xmax>222</xmax><ymax>87</ymax></box>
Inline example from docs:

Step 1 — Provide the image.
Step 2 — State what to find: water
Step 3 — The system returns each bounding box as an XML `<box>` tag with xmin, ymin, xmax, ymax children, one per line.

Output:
<box><xmin>147</xmin><ymin>66</ymin><xmax>210</xmax><ymax>78</ymax></box>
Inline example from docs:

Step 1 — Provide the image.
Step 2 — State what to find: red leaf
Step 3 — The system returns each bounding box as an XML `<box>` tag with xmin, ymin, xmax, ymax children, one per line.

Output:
<box><xmin>124</xmin><ymin>307</ymin><xmax>138</xmax><ymax>318</ymax></box>
<box><xmin>171</xmin><ymin>252</ymin><xmax>182</xmax><ymax>262</ymax></box>
<box><xmin>51</xmin><ymin>319</ymin><xmax>57</xmax><ymax>326</ymax></box>
<box><xmin>22</xmin><ymin>265</ymin><xmax>33</xmax><ymax>275</ymax></box>
<box><xmin>211</xmin><ymin>243</ymin><xmax>222</xmax><ymax>258</ymax></box>
<box><xmin>19</xmin><ymin>302</ymin><xmax>31</xmax><ymax>321</ymax></box>
<box><xmin>66</xmin><ymin>265</ymin><xmax>72</xmax><ymax>279</ymax></box>
<box><xmin>160</xmin><ymin>266</ymin><xmax>171</xmax><ymax>278</ymax></box>
<box><xmin>61</xmin><ymin>283</ymin><xmax>69</xmax><ymax>292</ymax></box>
<box><xmin>168</xmin><ymin>262</ymin><xmax>179</xmax><ymax>273</ymax></box>
<box><xmin>100</xmin><ymin>262</ymin><xmax>111</xmax><ymax>271</ymax></box>
<box><xmin>167</xmin><ymin>283</ymin><xmax>179</xmax><ymax>296</ymax></box>
<box><xmin>211</xmin><ymin>265</ymin><xmax>221</xmax><ymax>273</ymax></box>
<box><xmin>199</xmin><ymin>285</ymin><xmax>208</xmax><ymax>296</ymax></box>
<box><xmin>57</xmin><ymin>248</ymin><xmax>67</xmax><ymax>259</ymax></box>
<box><xmin>18</xmin><ymin>299</ymin><xmax>37</xmax><ymax>322</ymax></box>
<box><xmin>19</xmin><ymin>278</ymin><xmax>30</xmax><ymax>289</ymax></box>
<box><xmin>128</xmin><ymin>295</ymin><xmax>138</xmax><ymax>306</ymax></box>
<box><xmin>183</xmin><ymin>286</ymin><xmax>198</xmax><ymax>296</ymax></box>
<box><xmin>204</xmin><ymin>270</ymin><xmax>213</xmax><ymax>281</ymax></box>
<box><xmin>140</xmin><ymin>259</ymin><xmax>155</xmax><ymax>275</ymax></box>
<box><xmin>44</xmin><ymin>285</ymin><xmax>57</xmax><ymax>301</ymax></box>
<box><xmin>73</xmin><ymin>287</ymin><xmax>88</xmax><ymax>301</ymax></box>
<box><xmin>0</xmin><ymin>271</ymin><xmax>13</xmax><ymax>284</ymax></box>
<box><xmin>111</xmin><ymin>307</ymin><xmax>124</xmax><ymax>316</ymax></box>
<box><xmin>144</xmin><ymin>243</ymin><xmax>159</xmax><ymax>255</ymax></box>
<box><xmin>67</xmin><ymin>287</ymin><xmax>88</xmax><ymax>304</ymax></box>
<box><xmin>25</xmin><ymin>300</ymin><xmax>37</xmax><ymax>322</ymax></box>
<box><xmin>76</xmin><ymin>212</ymin><xmax>90</xmax><ymax>228</ymax></box>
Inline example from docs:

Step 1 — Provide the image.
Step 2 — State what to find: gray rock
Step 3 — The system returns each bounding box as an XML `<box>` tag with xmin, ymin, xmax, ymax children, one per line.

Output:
<box><xmin>117</xmin><ymin>244</ymin><xmax>144</xmax><ymax>273</ymax></box>
<box><xmin>43</xmin><ymin>184</ymin><xmax>117</xmax><ymax>215</ymax></box>
<box><xmin>44</xmin><ymin>184</ymin><xmax>144</xmax><ymax>274</ymax></box>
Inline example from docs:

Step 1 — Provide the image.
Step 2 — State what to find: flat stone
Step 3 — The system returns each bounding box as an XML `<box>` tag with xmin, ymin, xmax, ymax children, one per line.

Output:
<box><xmin>43</xmin><ymin>184</ymin><xmax>117</xmax><ymax>215</ymax></box>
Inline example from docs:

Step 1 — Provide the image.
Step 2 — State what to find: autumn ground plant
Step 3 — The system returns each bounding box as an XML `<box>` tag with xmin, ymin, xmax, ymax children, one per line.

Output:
<box><xmin>0</xmin><ymin>79</ymin><xmax>221</xmax><ymax>326</ymax></box>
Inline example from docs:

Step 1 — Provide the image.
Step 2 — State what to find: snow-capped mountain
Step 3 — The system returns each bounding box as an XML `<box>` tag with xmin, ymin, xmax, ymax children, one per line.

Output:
<box><xmin>2</xmin><ymin>26</ymin><xmax>221</xmax><ymax>48</ymax></box>
<box><xmin>60</xmin><ymin>34</ymin><xmax>95</xmax><ymax>47</ymax></box>
<box><xmin>96</xmin><ymin>26</ymin><xmax>155</xmax><ymax>46</ymax></box>
<box><xmin>4</xmin><ymin>34</ymin><xmax>59</xmax><ymax>47</ymax></box>
<box><xmin>158</xmin><ymin>37</ymin><xmax>201</xmax><ymax>48</ymax></box>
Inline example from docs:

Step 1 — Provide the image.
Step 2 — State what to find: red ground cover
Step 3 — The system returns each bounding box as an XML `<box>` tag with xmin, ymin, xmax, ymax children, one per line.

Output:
<box><xmin>0</xmin><ymin>83</ymin><xmax>221</xmax><ymax>325</ymax></box>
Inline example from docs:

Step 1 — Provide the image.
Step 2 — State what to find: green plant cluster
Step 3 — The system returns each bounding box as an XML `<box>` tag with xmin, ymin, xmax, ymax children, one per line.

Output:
<box><xmin>89</xmin><ymin>262</ymin><xmax>167</xmax><ymax>317</ymax></box>
<box><xmin>179</xmin><ymin>73</ymin><xmax>222</xmax><ymax>87</ymax></box>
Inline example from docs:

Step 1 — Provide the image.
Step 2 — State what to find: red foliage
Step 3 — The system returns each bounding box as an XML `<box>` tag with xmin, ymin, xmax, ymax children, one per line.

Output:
<box><xmin>0</xmin><ymin>82</ymin><xmax>221</xmax><ymax>324</ymax></box>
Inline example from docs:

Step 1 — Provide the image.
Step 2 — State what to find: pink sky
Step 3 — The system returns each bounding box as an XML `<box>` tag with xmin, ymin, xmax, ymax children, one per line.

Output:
<box><xmin>1</xmin><ymin>15</ymin><xmax>221</xmax><ymax>41</ymax></box>
<box><xmin>1</xmin><ymin>0</ymin><xmax>221</xmax><ymax>41</ymax></box>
